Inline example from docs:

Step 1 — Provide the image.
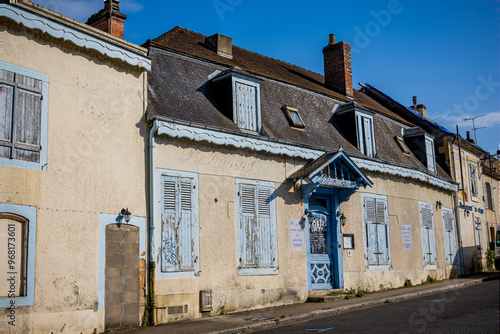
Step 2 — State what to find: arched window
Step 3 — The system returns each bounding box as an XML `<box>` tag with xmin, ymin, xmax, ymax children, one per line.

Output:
<box><xmin>0</xmin><ymin>213</ymin><xmax>28</xmax><ymax>297</ymax></box>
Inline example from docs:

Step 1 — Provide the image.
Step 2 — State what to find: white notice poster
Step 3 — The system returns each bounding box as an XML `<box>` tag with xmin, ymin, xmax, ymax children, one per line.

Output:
<box><xmin>290</xmin><ymin>219</ymin><xmax>305</xmax><ymax>249</ymax></box>
<box><xmin>402</xmin><ymin>225</ymin><xmax>412</xmax><ymax>250</ymax></box>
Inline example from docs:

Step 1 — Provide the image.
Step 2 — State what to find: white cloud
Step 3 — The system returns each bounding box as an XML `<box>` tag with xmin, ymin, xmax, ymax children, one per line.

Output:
<box><xmin>32</xmin><ymin>0</ymin><xmax>143</xmax><ymax>22</ymax></box>
<box><xmin>429</xmin><ymin>111</ymin><xmax>500</xmax><ymax>128</ymax></box>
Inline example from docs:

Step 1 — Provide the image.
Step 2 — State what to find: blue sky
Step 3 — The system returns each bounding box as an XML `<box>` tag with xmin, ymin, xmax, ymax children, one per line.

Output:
<box><xmin>33</xmin><ymin>0</ymin><xmax>500</xmax><ymax>154</ymax></box>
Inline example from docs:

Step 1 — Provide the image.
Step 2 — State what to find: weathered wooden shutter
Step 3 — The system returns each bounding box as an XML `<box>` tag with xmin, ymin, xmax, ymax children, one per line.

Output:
<box><xmin>235</xmin><ymin>82</ymin><xmax>257</xmax><ymax>131</ymax></box>
<box><xmin>0</xmin><ymin>70</ymin><xmax>43</xmax><ymax>163</ymax></box>
<box><xmin>484</xmin><ymin>182</ymin><xmax>489</xmax><ymax>210</ymax></box>
<box><xmin>376</xmin><ymin>198</ymin><xmax>390</xmax><ymax>265</ymax></box>
<box><xmin>363</xmin><ymin>117</ymin><xmax>373</xmax><ymax>157</ymax></box>
<box><xmin>442</xmin><ymin>208</ymin><xmax>456</xmax><ymax>266</ymax></box>
<box><xmin>238</xmin><ymin>182</ymin><xmax>276</xmax><ymax>270</ymax></box>
<box><xmin>0</xmin><ymin>70</ymin><xmax>14</xmax><ymax>159</ymax></box>
<box><xmin>425</xmin><ymin>138</ymin><xmax>435</xmax><ymax>172</ymax></box>
<box><xmin>257</xmin><ymin>187</ymin><xmax>274</xmax><ymax>268</ymax></box>
<box><xmin>364</xmin><ymin>196</ymin><xmax>378</xmax><ymax>266</ymax></box>
<box><xmin>420</xmin><ymin>202</ymin><xmax>436</xmax><ymax>266</ymax></box>
<box><xmin>161</xmin><ymin>175</ymin><xmax>196</xmax><ymax>272</ymax></box>
<box><xmin>489</xmin><ymin>183</ymin><xmax>495</xmax><ymax>211</ymax></box>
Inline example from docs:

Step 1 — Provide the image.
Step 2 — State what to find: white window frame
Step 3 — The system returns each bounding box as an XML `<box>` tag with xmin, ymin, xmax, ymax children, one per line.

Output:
<box><xmin>361</xmin><ymin>193</ymin><xmax>391</xmax><ymax>271</ymax></box>
<box><xmin>419</xmin><ymin>201</ymin><xmax>438</xmax><ymax>269</ymax></box>
<box><xmin>235</xmin><ymin>178</ymin><xmax>278</xmax><ymax>276</ymax></box>
<box><xmin>441</xmin><ymin>207</ymin><xmax>458</xmax><ymax>269</ymax></box>
<box><xmin>155</xmin><ymin>169</ymin><xmax>199</xmax><ymax>279</ymax></box>
<box><xmin>0</xmin><ymin>204</ymin><xmax>37</xmax><ymax>307</ymax></box>
<box><xmin>355</xmin><ymin>111</ymin><xmax>375</xmax><ymax>157</ymax></box>
<box><xmin>0</xmin><ymin>61</ymin><xmax>49</xmax><ymax>171</ymax></box>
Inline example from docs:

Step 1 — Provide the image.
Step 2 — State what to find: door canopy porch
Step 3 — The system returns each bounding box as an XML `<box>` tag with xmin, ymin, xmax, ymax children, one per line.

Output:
<box><xmin>287</xmin><ymin>149</ymin><xmax>373</xmax><ymax>201</ymax></box>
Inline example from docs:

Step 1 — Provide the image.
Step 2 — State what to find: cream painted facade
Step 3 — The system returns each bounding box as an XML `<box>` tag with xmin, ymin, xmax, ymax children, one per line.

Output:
<box><xmin>1</xmin><ymin>2</ymin><xmax>149</xmax><ymax>333</ymax></box>
<box><xmin>151</xmin><ymin>136</ymin><xmax>309</xmax><ymax>321</ymax></box>
<box><xmin>443</xmin><ymin>140</ymin><xmax>488</xmax><ymax>272</ymax></box>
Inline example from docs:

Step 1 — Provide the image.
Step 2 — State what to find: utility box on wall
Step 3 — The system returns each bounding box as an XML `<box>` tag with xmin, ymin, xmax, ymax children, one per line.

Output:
<box><xmin>200</xmin><ymin>290</ymin><xmax>212</xmax><ymax>312</ymax></box>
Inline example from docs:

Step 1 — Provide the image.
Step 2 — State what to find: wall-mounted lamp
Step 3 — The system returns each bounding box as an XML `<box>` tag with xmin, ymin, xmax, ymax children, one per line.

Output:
<box><xmin>464</xmin><ymin>210</ymin><xmax>470</xmax><ymax>217</ymax></box>
<box><xmin>340</xmin><ymin>213</ymin><xmax>347</xmax><ymax>227</ymax></box>
<box><xmin>436</xmin><ymin>201</ymin><xmax>442</xmax><ymax>210</ymax></box>
<box><xmin>304</xmin><ymin>209</ymin><xmax>314</xmax><ymax>224</ymax></box>
<box><xmin>120</xmin><ymin>208</ymin><xmax>132</xmax><ymax>223</ymax></box>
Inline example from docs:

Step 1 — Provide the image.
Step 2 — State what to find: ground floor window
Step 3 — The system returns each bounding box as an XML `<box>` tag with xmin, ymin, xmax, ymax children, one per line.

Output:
<box><xmin>362</xmin><ymin>193</ymin><xmax>391</xmax><ymax>270</ymax></box>
<box><xmin>419</xmin><ymin>201</ymin><xmax>437</xmax><ymax>268</ymax></box>
<box><xmin>236</xmin><ymin>178</ymin><xmax>278</xmax><ymax>275</ymax></box>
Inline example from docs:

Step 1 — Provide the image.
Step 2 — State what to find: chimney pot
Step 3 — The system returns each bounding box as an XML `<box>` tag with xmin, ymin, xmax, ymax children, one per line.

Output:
<box><xmin>206</xmin><ymin>33</ymin><xmax>233</xmax><ymax>59</ymax></box>
<box><xmin>466</xmin><ymin>131</ymin><xmax>475</xmax><ymax>144</ymax></box>
<box><xmin>323</xmin><ymin>35</ymin><xmax>353</xmax><ymax>97</ymax></box>
<box><xmin>329</xmin><ymin>34</ymin><xmax>336</xmax><ymax>45</ymax></box>
<box><xmin>412</xmin><ymin>96</ymin><xmax>417</xmax><ymax>106</ymax></box>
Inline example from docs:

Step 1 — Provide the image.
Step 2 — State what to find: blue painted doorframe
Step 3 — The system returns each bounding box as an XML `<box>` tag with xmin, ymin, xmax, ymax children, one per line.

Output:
<box><xmin>305</xmin><ymin>188</ymin><xmax>343</xmax><ymax>290</ymax></box>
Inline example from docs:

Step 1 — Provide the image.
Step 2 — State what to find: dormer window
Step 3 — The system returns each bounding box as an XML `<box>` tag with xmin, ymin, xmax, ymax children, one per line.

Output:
<box><xmin>335</xmin><ymin>102</ymin><xmax>376</xmax><ymax>158</ymax></box>
<box><xmin>212</xmin><ymin>68</ymin><xmax>262</xmax><ymax>133</ymax></box>
<box><xmin>404</xmin><ymin>127</ymin><xmax>436</xmax><ymax>173</ymax></box>
<box><xmin>282</xmin><ymin>105</ymin><xmax>305</xmax><ymax>128</ymax></box>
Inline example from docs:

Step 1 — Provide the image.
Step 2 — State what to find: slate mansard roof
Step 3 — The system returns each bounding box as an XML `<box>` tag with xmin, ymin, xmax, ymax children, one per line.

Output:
<box><xmin>146</xmin><ymin>26</ymin><xmax>452</xmax><ymax>182</ymax></box>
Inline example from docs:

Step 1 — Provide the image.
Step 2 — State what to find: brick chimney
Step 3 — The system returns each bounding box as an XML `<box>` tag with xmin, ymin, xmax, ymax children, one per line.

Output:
<box><xmin>411</xmin><ymin>96</ymin><xmax>427</xmax><ymax>118</ymax></box>
<box><xmin>86</xmin><ymin>0</ymin><xmax>127</xmax><ymax>39</ymax></box>
<box><xmin>323</xmin><ymin>34</ymin><xmax>353</xmax><ymax>98</ymax></box>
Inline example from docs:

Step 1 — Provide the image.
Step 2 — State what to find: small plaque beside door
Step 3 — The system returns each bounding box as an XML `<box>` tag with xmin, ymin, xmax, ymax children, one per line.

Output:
<box><xmin>343</xmin><ymin>234</ymin><xmax>354</xmax><ymax>250</ymax></box>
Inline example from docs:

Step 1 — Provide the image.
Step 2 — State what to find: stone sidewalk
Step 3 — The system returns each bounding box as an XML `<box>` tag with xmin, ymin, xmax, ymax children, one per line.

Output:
<box><xmin>115</xmin><ymin>272</ymin><xmax>499</xmax><ymax>334</ymax></box>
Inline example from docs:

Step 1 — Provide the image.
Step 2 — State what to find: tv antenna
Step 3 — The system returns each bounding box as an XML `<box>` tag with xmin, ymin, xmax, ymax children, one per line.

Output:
<box><xmin>463</xmin><ymin>114</ymin><xmax>486</xmax><ymax>144</ymax></box>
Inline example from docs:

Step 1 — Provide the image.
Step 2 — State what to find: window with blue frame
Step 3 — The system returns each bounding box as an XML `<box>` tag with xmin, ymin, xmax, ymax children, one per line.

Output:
<box><xmin>236</xmin><ymin>179</ymin><xmax>278</xmax><ymax>275</ymax></box>
<box><xmin>419</xmin><ymin>201</ymin><xmax>437</xmax><ymax>268</ymax></box>
<box><xmin>0</xmin><ymin>62</ymin><xmax>49</xmax><ymax>171</ymax></box>
<box><xmin>158</xmin><ymin>169</ymin><xmax>199</xmax><ymax>277</ymax></box>
<box><xmin>362</xmin><ymin>193</ymin><xmax>391</xmax><ymax>270</ymax></box>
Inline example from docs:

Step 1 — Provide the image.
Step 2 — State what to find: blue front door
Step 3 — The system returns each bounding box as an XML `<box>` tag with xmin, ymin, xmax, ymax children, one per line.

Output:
<box><xmin>307</xmin><ymin>195</ymin><xmax>335</xmax><ymax>290</ymax></box>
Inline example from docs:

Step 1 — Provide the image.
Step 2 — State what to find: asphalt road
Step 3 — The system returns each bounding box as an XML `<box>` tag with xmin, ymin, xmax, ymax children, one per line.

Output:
<box><xmin>253</xmin><ymin>280</ymin><xmax>500</xmax><ymax>334</ymax></box>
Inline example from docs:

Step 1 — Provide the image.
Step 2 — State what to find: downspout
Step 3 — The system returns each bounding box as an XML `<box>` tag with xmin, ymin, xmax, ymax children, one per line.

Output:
<box><xmin>453</xmin><ymin>187</ymin><xmax>465</xmax><ymax>276</ymax></box>
<box><xmin>148</xmin><ymin>118</ymin><xmax>158</xmax><ymax>325</ymax></box>
<box><xmin>449</xmin><ymin>134</ymin><xmax>465</xmax><ymax>276</ymax></box>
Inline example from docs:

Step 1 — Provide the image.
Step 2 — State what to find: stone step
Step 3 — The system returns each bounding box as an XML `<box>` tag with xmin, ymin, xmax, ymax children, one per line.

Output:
<box><xmin>307</xmin><ymin>289</ymin><xmax>346</xmax><ymax>302</ymax></box>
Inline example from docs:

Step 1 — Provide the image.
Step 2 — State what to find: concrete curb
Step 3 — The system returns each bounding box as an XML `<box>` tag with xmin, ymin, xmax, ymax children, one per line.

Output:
<box><xmin>210</xmin><ymin>278</ymin><xmax>486</xmax><ymax>334</ymax></box>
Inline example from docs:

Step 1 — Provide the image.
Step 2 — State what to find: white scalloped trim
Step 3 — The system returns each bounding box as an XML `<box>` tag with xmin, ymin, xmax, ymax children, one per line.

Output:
<box><xmin>157</xmin><ymin>121</ymin><xmax>324</xmax><ymax>160</ymax></box>
<box><xmin>352</xmin><ymin>158</ymin><xmax>457</xmax><ymax>191</ymax></box>
<box><xmin>2</xmin><ymin>4</ymin><xmax>151</xmax><ymax>71</ymax></box>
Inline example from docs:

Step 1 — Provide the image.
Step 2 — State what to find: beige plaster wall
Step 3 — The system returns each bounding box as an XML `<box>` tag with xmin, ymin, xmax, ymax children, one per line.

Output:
<box><xmin>153</xmin><ymin>137</ymin><xmax>309</xmax><ymax>320</ymax></box>
<box><xmin>341</xmin><ymin>172</ymin><xmax>457</xmax><ymax>291</ymax></box>
<box><xmin>1</xmin><ymin>23</ymin><xmax>147</xmax><ymax>333</ymax></box>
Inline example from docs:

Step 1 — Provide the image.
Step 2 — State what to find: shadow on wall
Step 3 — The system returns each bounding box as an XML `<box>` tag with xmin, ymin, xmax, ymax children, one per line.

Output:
<box><xmin>461</xmin><ymin>245</ymin><xmax>485</xmax><ymax>274</ymax></box>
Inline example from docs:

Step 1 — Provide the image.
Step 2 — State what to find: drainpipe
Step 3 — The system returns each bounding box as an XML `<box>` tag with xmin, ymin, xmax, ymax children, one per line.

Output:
<box><xmin>148</xmin><ymin>118</ymin><xmax>158</xmax><ymax>325</ymax></box>
<box><xmin>453</xmin><ymin>187</ymin><xmax>465</xmax><ymax>276</ymax></box>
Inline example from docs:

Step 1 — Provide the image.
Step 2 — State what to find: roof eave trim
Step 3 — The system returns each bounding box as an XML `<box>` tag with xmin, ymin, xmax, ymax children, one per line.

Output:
<box><xmin>352</xmin><ymin>157</ymin><xmax>457</xmax><ymax>192</ymax></box>
<box><xmin>2</xmin><ymin>3</ymin><xmax>151</xmax><ymax>71</ymax></box>
<box><xmin>156</xmin><ymin>120</ymin><xmax>324</xmax><ymax>160</ymax></box>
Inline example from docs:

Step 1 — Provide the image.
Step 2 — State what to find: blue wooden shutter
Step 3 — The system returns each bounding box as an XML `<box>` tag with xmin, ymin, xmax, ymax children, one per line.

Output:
<box><xmin>475</xmin><ymin>218</ymin><xmax>482</xmax><ymax>255</ymax></box>
<box><xmin>442</xmin><ymin>208</ymin><xmax>456</xmax><ymax>267</ymax></box>
<box><xmin>489</xmin><ymin>183</ymin><xmax>495</xmax><ymax>211</ymax></box>
<box><xmin>425</xmin><ymin>138</ymin><xmax>435</xmax><ymax>172</ymax></box>
<box><xmin>161</xmin><ymin>175</ymin><xmax>178</xmax><ymax>272</ymax></box>
<box><xmin>257</xmin><ymin>187</ymin><xmax>274</xmax><ymax>268</ymax></box>
<box><xmin>239</xmin><ymin>184</ymin><xmax>256</xmax><ymax>268</ymax></box>
<box><xmin>161</xmin><ymin>175</ymin><xmax>196</xmax><ymax>272</ymax></box>
<box><xmin>235</xmin><ymin>82</ymin><xmax>257</xmax><ymax>131</ymax></box>
<box><xmin>376</xmin><ymin>198</ymin><xmax>390</xmax><ymax>265</ymax></box>
<box><xmin>420</xmin><ymin>202</ymin><xmax>436</xmax><ymax>266</ymax></box>
<box><xmin>363</xmin><ymin>116</ymin><xmax>374</xmax><ymax>157</ymax></box>
<box><xmin>364</xmin><ymin>196</ymin><xmax>378</xmax><ymax>266</ymax></box>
